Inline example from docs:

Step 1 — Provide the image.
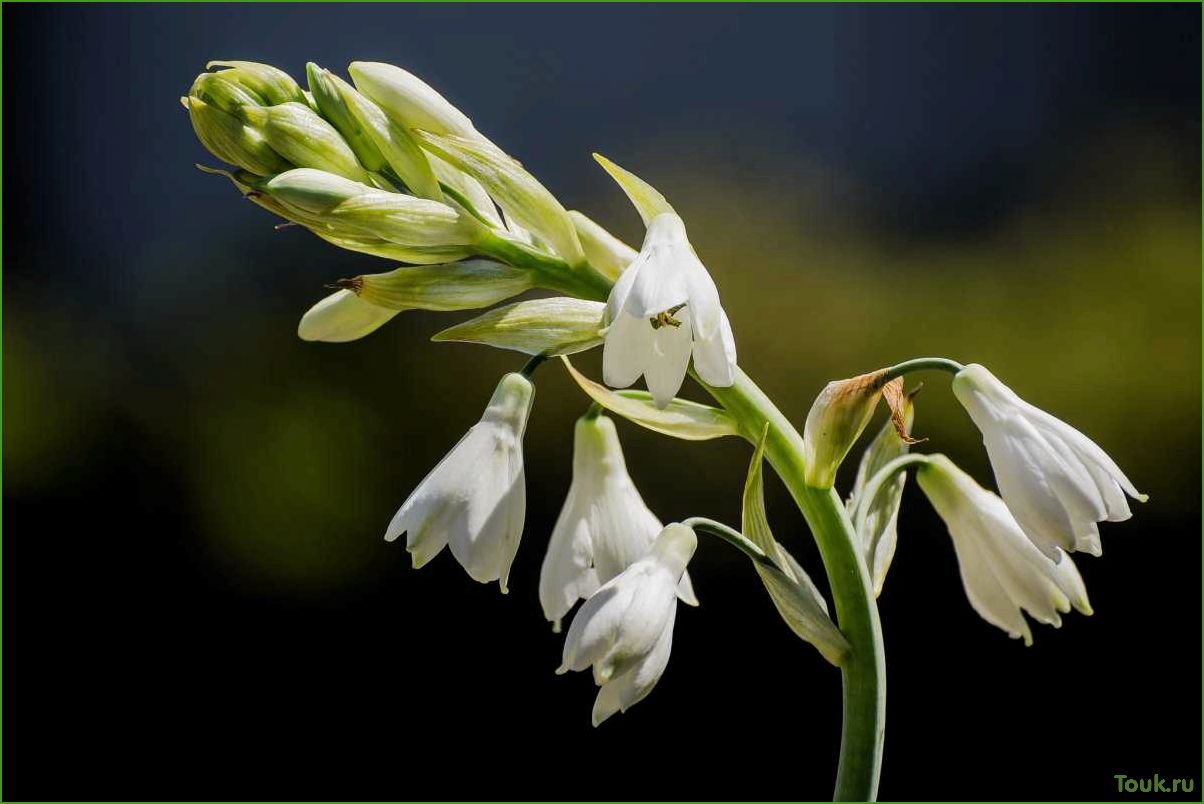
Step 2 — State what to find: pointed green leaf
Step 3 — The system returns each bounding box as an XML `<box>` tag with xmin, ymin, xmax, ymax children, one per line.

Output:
<box><xmin>561</xmin><ymin>358</ymin><xmax>738</xmax><ymax>441</ymax></box>
<box><xmin>744</xmin><ymin>426</ymin><xmax>849</xmax><ymax>665</ymax></box>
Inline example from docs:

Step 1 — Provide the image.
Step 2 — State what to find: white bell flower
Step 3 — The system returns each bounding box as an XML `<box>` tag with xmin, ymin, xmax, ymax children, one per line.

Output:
<box><xmin>539</xmin><ymin>413</ymin><xmax>698</xmax><ymax>631</ymax></box>
<box><xmin>602</xmin><ymin>212</ymin><xmax>737</xmax><ymax>408</ymax></box>
<box><xmin>917</xmin><ymin>454</ymin><xmax>1092</xmax><ymax>646</ymax></box>
<box><xmin>952</xmin><ymin>363</ymin><xmax>1146</xmax><ymax>558</ymax></box>
<box><xmin>556</xmin><ymin>523</ymin><xmax>696</xmax><ymax>726</ymax></box>
<box><xmin>384</xmin><ymin>373</ymin><xmax>532</xmax><ymax>592</ymax></box>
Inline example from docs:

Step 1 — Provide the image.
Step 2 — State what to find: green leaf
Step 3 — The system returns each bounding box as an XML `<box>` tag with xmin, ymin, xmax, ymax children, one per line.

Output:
<box><xmin>744</xmin><ymin>425</ymin><xmax>849</xmax><ymax>665</ymax></box>
<box><xmin>561</xmin><ymin>357</ymin><xmax>738</xmax><ymax>441</ymax></box>
<box><xmin>433</xmin><ymin>298</ymin><xmax>603</xmax><ymax>356</ymax></box>
<box><xmin>592</xmin><ymin>153</ymin><xmax>676</xmax><ymax>226</ymax></box>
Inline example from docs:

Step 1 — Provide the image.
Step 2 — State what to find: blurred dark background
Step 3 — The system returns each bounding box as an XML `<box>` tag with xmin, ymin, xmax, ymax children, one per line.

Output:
<box><xmin>4</xmin><ymin>3</ymin><xmax>1200</xmax><ymax>801</ymax></box>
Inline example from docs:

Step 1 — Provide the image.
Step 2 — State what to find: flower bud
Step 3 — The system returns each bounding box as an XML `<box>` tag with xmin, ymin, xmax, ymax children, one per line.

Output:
<box><xmin>415</xmin><ymin>130</ymin><xmax>584</xmax><ymax>264</ymax></box>
<box><xmin>261</xmin><ymin>168</ymin><xmax>375</xmax><ymax>215</ymax></box>
<box><xmin>345</xmin><ymin>259</ymin><xmax>532</xmax><ymax>311</ymax></box>
<box><xmin>324</xmin><ymin>192</ymin><xmax>479</xmax><ymax>248</ymax></box>
<box><xmin>297</xmin><ymin>289</ymin><xmax>400</xmax><ymax>343</ymax></box>
<box><xmin>190</xmin><ymin>71</ymin><xmax>266</xmax><ymax>114</ymax></box>
<box><xmin>240</xmin><ymin>102</ymin><xmax>371</xmax><ymax>182</ymax></box>
<box><xmin>433</xmin><ymin>297</ymin><xmax>604</xmax><ymax>356</ymax></box>
<box><xmin>321</xmin><ymin>68</ymin><xmax>442</xmax><ymax>200</ymax></box>
<box><xmin>348</xmin><ymin>61</ymin><xmax>479</xmax><ymax>139</ymax></box>
<box><xmin>186</xmin><ymin>96</ymin><xmax>290</xmax><ymax>176</ymax></box>
<box><xmin>802</xmin><ymin>370</ymin><xmax>893</xmax><ymax>488</ymax></box>
<box><xmin>569</xmin><ymin>211</ymin><xmax>637</xmax><ymax>281</ymax></box>
<box><xmin>207</xmin><ymin>60</ymin><xmax>308</xmax><ymax>106</ymax></box>
<box><xmin>305</xmin><ymin>62</ymin><xmax>387</xmax><ymax>172</ymax></box>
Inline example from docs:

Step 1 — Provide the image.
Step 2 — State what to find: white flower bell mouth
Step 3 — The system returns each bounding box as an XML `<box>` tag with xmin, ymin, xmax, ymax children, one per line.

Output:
<box><xmin>952</xmin><ymin>363</ymin><xmax>1146</xmax><ymax>558</ymax></box>
<box><xmin>539</xmin><ymin>413</ymin><xmax>697</xmax><ymax>631</ymax></box>
<box><xmin>917</xmin><ymin>454</ymin><xmax>1092</xmax><ymax>645</ymax></box>
<box><xmin>557</xmin><ymin>523</ymin><xmax>697</xmax><ymax>726</ymax></box>
<box><xmin>603</xmin><ymin>212</ymin><xmax>737</xmax><ymax>408</ymax></box>
<box><xmin>384</xmin><ymin>372</ymin><xmax>533</xmax><ymax>592</ymax></box>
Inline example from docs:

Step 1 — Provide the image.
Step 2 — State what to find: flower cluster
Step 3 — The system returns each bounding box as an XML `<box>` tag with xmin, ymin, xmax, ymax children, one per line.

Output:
<box><xmin>185</xmin><ymin>57</ymin><xmax>1145</xmax><ymax>753</ymax></box>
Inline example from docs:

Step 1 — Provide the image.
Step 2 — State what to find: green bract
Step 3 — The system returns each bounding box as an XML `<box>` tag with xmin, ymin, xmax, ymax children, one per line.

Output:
<box><xmin>561</xmin><ymin>358</ymin><xmax>738</xmax><ymax>441</ymax></box>
<box><xmin>433</xmin><ymin>298</ymin><xmax>604</xmax><ymax>356</ymax></box>
<box><xmin>743</xmin><ymin>427</ymin><xmax>850</xmax><ymax>666</ymax></box>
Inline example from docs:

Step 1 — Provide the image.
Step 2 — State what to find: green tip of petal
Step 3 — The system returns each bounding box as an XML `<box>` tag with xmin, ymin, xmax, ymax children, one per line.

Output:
<box><xmin>554</xmin><ymin>663</ymin><xmax>569</xmax><ymax>676</ymax></box>
<box><xmin>591</xmin><ymin>152</ymin><xmax>675</xmax><ymax>226</ymax></box>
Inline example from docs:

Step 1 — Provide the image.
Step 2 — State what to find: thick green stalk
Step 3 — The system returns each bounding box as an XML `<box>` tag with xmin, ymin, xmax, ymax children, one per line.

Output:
<box><xmin>701</xmin><ymin>369</ymin><xmax>885</xmax><ymax>802</ymax></box>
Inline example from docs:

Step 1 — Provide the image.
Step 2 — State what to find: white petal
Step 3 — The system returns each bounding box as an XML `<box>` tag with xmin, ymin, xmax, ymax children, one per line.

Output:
<box><xmin>558</xmin><ymin>571</ymin><xmax>639</xmax><ymax>673</ymax></box>
<box><xmin>591</xmin><ymin>608</ymin><xmax>675</xmax><ymax>726</ymax></box>
<box><xmin>604</xmin><ymin>251</ymin><xmax>642</xmax><ymax>324</ymax></box>
<box><xmin>681</xmin><ymin>252</ymin><xmax>723</xmax><ymax>338</ymax></box>
<box><xmin>623</xmin><ymin>235</ymin><xmax>690</xmax><ymax>318</ymax></box>
<box><xmin>602</xmin><ymin>313</ymin><xmax>653</xmax><ymax>390</ymax></box>
<box><xmin>384</xmin><ymin>425</ymin><xmax>491</xmax><ymax>566</ymax></box>
<box><xmin>297</xmin><ymin>290</ymin><xmax>400</xmax><ymax>343</ymax></box>
<box><xmin>644</xmin><ymin>310</ymin><xmax>693</xmax><ymax>408</ymax></box>
<box><xmin>691</xmin><ymin>307</ymin><xmax>737</xmax><ymax>387</ymax></box>
<box><xmin>591</xmin><ymin>565</ymin><xmax>677</xmax><ymax>683</ymax></box>
<box><xmin>447</xmin><ymin>432</ymin><xmax>525</xmax><ymax>590</ymax></box>
<box><xmin>676</xmin><ymin>570</ymin><xmax>699</xmax><ymax>607</ymax></box>
<box><xmin>539</xmin><ymin>488</ymin><xmax>599</xmax><ymax>629</ymax></box>
<box><xmin>950</xmin><ymin>524</ymin><xmax>1034</xmax><ymax>646</ymax></box>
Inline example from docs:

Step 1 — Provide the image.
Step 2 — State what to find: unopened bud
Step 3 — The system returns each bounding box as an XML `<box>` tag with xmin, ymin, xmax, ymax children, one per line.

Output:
<box><xmin>321</xmin><ymin>68</ymin><xmax>442</xmax><ymax>200</ymax></box>
<box><xmin>240</xmin><ymin>102</ymin><xmax>371</xmax><ymax>182</ymax></box>
<box><xmin>297</xmin><ymin>289</ymin><xmax>400</xmax><ymax>343</ymax></box>
<box><xmin>262</xmin><ymin>168</ymin><xmax>375</xmax><ymax>215</ymax></box>
<box><xmin>190</xmin><ymin>72</ymin><xmax>265</xmax><ymax>114</ymax></box>
<box><xmin>348</xmin><ymin>61</ymin><xmax>479</xmax><ymax>140</ymax></box>
<box><xmin>325</xmin><ymin>192</ymin><xmax>478</xmax><ymax>248</ymax></box>
<box><xmin>339</xmin><ymin>259</ymin><xmax>532</xmax><ymax>312</ymax></box>
<box><xmin>802</xmin><ymin>370</ymin><xmax>895</xmax><ymax>488</ymax></box>
<box><xmin>187</xmin><ymin>96</ymin><xmax>290</xmax><ymax>176</ymax></box>
<box><xmin>305</xmin><ymin>62</ymin><xmax>387</xmax><ymax>172</ymax></box>
<box><xmin>568</xmin><ymin>211</ymin><xmax>637</xmax><ymax>280</ymax></box>
<box><xmin>415</xmin><ymin>130</ymin><xmax>583</xmax><ymax>264</ymax></box>
<box><xmin>207</xmin><ymin>60</ymin><xmax>308</xmax><ymax>106</ymax></box>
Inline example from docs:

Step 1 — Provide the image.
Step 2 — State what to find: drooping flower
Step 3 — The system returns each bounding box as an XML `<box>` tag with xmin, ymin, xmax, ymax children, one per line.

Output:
<box><xmin>916</xmin><ymin>454</ymin><xmax>1092</xmax><ymax>646</ymax></box>
<box><xmin>603</xmin><ymin>212</ymin><xmax>737</xmax><ymax>408</ymax></box>
<box><xmin>539</xmin><ymin>413</ymin><xmax>697</xmax><ymax>631</ymax></box>
<box><xmin>952</xmin><ymin>363</ymin><xmax>1145</xmax><ymax>558</ymax></box>
<box><xmin>557</xmin><ymin>523</ymin><xmax>697</xmax><ymax>726</ymax></box>
<box><xmin>384</xmin><ymin>373</ymin><xmax>532</xmax><ymax>592</ymax></box>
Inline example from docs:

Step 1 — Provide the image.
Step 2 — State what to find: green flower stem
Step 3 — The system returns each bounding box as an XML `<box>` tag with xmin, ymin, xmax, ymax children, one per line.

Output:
<box><xmin>880</xmin><ymin>356</ymin><xmax>964</xmax><ymax>382</ymax></box>
<box><xmin>475</xmin><ymin>231</ymin><xmax>613</xmax><ymax>302</ymax></box>
<box><xmin>500</xmin><ymin>241</ymin><xmax>883</xmax><ymax>799</ymax></box>
<box><xmin>681</xmin><ymin>516</ymin><xmax>780</xmax><ymax>570</ymax></box>
<box><xmin>698</xmin><ymin>368</ymin><xmax>885</xmax><ymax>802</ymax></box>
<box><xmin>852</xmin><ymin>453</ymin><xmax>932</xmax><ymax>537</ymax></box>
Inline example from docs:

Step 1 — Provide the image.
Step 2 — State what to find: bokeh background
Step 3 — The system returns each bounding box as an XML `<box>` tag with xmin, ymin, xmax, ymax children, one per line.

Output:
<box><xmin>4</xmin><ymin>4</ymin><xmax>1200</xmax><ymax>801</ymax></box>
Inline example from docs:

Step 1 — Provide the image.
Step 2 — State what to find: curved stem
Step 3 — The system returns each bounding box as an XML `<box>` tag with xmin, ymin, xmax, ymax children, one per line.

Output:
<box><xmin>852</xmin><ymin>453</ymin><xmax>932</xmax><ymax>536</ymax></box>
<box><xmin>698</xmin><ymin>368</ymin><xmax>885</xmax><ymax>802</ymax></box>
<box><xmin>681</xmin><ymin>516</ymin><xmax>779</xmax><ymax>570</ymax></box>
<box><xmin>880</xmin><ymin>356</ymin><xmax>964</xmax><ymax>382</ymax></box>
<box><xmin>519</xmin><ymin>354</ymin><xmax>547</xmax><ymax>378</ymax></box>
